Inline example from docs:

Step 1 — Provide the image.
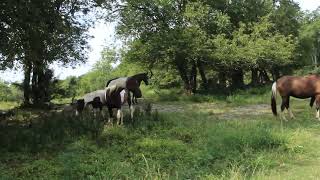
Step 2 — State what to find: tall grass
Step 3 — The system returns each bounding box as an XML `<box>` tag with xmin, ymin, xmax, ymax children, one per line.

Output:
<box><xmin>0</xmin><ymin>107</ymin><xmax>307</xmax><ymax>179</ymax></box>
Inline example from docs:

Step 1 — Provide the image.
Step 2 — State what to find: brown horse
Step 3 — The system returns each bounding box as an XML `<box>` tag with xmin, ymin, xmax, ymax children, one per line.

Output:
<box><xmin>271</xmin><ymin>74</ymin><xmax>320</xmax><ymax>120</ymax></box>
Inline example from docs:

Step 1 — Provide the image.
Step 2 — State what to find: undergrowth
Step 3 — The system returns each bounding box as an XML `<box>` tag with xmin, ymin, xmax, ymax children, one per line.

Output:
<box><xmin>0</xmin><ymin>107</ymin><xmax>307</xmax><ymax>179</ymax></box>
<box><xmin>143</xmin><ymin>85</ymin><xmax>270</xmax><ymax>106</ymax></box>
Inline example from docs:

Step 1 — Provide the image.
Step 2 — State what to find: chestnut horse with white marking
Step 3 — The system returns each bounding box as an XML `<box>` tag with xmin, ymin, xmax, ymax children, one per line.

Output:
<box><xmin>271</xmin><ymin>74</ymin><xmax>320</xmax><ymax>120</ymax></box>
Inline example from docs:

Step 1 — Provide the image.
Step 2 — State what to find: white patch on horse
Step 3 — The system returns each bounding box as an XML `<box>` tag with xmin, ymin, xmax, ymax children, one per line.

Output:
<box><xmin>117</xmin><ymin>109</ymin><xmax>122</xmax><ymax>125</ymax></box>
<box><xmin>317</xmin><ymin>109</ymin><xmax>320</xmax><ymax>119</ymax></box>
<box><xmin>121</xmin><ymin>108</ymin><xmax>124</xmax><ymax>125</ymax></box>
<box><xmin>130</xmin><ymin>105</ymin><xmax>135</xmax><ymax>120</ymax></box>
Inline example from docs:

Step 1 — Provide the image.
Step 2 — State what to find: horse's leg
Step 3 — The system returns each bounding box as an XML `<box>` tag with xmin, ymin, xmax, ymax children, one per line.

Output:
<box><xmin>93</xmin><ymin>108</ymin><xmax>97</xmax><ymax>117</ymax></box>
<box><xmin>280</xmin><ymin>96</ymin><xmax>289</xmax><ymax>121</ymax></box>
<box><xmin>310</xmin><ymin>96</ymin><xmax>316</xmax><ymax>108</ymax></box>
<box><xmin>130</xmin><ymin>92</ymin><xmax>135</xmax><ymax>105</ymax></box>
<box><xmin>286</xmin><ymin>96</ymin><xmax>295</xmax><ymax>119</ymax></box>
<box><xmin>121</xmin><ymin>108</ymin><xmax>124</xmax><ymax>125</ymax></box>
<box><xmin>100</xmin><ymin>106</ymin><xmax>105</xmax><ymax>118</ymax></box>
<box><xmin>130</xmin><ymin>105</ymin><xmax>135</xmax><ymax>123</ymax></box>
<box><xmin>108</xmin><ymin>107</ymin><xmax>113</xmax><ymax>124</ymax></box>
<box><xmin>133</xmin><ymin>94</ymin><xmax>138</xmax><ymax>104</ymax></box>
<box><xmin>127</xmin><ymin>92</ymin><xmax>134</xmax><ymax>122</ymax></box>
<box><xmin>130</xmin><ymin>103</ymin><xmax>135</xmax><ymax>123</ymax></box>
<box><xmin>315</xmin><ymin>96</ymin><xmax>320</xmax><ymax>120</ymax></box>
<box><xmin>116</xmin><ymin>108</ymin><xmax>123</xmax><ymax>125</ymax></box>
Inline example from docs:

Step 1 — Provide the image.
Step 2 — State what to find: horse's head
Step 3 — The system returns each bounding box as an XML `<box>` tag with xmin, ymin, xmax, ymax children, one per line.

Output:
<box><xmin>132</xmin><ymin>72</ymin><xmax>153</xmax><ymax>86</ymax></box>
<box><xmin>141</xmin><ymin>73</ymin><xmax>149</xmax><ymax>85</ymax></box>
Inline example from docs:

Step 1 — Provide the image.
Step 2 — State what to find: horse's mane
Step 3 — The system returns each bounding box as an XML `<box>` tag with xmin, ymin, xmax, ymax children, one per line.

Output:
<box><xmin>131</xmin><ymin>73</ymin><xmax>147</xmax><ymax>78</ymax></box>
<box><xmin>106</xmin><ymin>77</ymin><xmax>120</xmax><ymax>87</ymax></box>
<box><xmin>106</xmin><ymin>73</ymin><xmax>147</xmax><ymax>87</ymax></box>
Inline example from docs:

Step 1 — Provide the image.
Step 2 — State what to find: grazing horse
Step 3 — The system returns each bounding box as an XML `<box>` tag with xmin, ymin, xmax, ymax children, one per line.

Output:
<box><xmin>85</xmin><ymin>97</ymin><xmax>104</xmax><ymax>116</ymax></box>
<box><xmin>80</xmin><ymin>85</ymin><xmax>128</xmax><ymax>125</ymax></box>
<box><xmin>106</xmin><ymin>72</ymin><xmax>151</xmax><ymax>104</ymax></box>
<box><xmin>106</xmin><ymin>73</ymin><xmax>149</xmax><ymax>120</ymax></box>
<box><xmin>271</xmin><ymin>74</ymin><xmax>320</xmax><ymax>120</ymax></box>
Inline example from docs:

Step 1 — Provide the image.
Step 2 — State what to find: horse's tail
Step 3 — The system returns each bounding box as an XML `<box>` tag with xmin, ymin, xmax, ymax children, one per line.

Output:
<box><xmin>271</xmin><ymin>82</ymin><xmax>277</xmax><ymax>116</ymax></box>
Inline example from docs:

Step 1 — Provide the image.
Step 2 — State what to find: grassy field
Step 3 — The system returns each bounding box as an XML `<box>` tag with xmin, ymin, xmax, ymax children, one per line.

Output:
<box><xmin>1</xmin><ymin>86</ymin><xmax>320</xmax><ymax>179</ymax></box>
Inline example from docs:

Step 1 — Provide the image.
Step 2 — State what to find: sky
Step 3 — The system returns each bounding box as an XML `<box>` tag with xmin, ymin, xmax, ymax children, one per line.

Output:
<box><xmin>1</xmin><ymin>0</ymin><xmax>320</xmax><ymax>82</ymax></box>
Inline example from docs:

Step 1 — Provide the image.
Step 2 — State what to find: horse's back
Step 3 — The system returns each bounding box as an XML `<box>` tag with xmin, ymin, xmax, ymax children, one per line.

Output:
<box><xmin>83</xmin><ymin>90</ymin><xmax>106</xmax><ymax>104</ymax></box>
<box><xmin>107</xmin><ymin>77</ymin><xmax>128</xmax><ymax>89</ymax></box>
<box><xmin>276</xmin><ymin>75</ymin><xmax>320</xmax><ymax>97</ymax></box>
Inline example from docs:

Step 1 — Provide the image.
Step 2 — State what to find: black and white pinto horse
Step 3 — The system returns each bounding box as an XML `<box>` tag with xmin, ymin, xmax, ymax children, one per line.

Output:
<box><xmin>106</xmin><ymin>72</ymin><xmax>150</xmax><ymax>118</ymax></box>
<box><xmin>77</xmin><ymin>85</ymin><xmax>127</xmax><ymax>125</ymax></box>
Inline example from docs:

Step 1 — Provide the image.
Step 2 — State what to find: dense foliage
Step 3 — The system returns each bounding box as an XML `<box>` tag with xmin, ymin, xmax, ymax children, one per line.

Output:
<box><xmin>0</xmin><ymin>0</ymin><xmax>97</xmax><ymax>106</ymax></box>
<box><xmin>0</xmin><ymin>81</ymin><xmax>22</xmax><ymax>102</ymax></box>
<box><xmin>106</xmin><ymin>0</ymin><xmax>306</xmax><ymax>92</ymax></box>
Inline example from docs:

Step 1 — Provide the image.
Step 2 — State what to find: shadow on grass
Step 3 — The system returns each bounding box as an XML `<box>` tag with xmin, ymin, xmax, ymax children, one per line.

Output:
<box><xmin>146</xmin><ymin>85</ymin><xmax>271</xmax><ymax>106</ymax></box>
<box><xmin>0</xmin><ymin>107</ymin><xmax>308</xmax><ymax>179</ymax></box>
<box><xmin>0</xmin><ymin>111</ymin><xmax>106</xmax><ymax>153</ymax></box>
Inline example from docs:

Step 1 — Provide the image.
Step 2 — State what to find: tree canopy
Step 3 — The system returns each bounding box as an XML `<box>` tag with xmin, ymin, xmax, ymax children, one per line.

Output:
<box><xmin>0</xmin><ymin>0</ymin><xmax>96</xmax><ymax>106</ymax></box>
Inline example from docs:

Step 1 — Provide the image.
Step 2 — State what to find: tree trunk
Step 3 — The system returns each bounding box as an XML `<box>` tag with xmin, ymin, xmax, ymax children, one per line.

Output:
<box><xmin>175</xmin><ymin>60</ymin><xmax>192</xmax><ymax>94</ymax></box>
<box><xmin>263</xmin><ymin>70</ymin><xmax>270</xmax><ymax>82</ymax></box>
<box><xmin>197</xmin><ymin>60</ymin><xmax>208</xmax><ymax>90</ymax></box>
<box><xmin>271</xmin><ymin>68</ymin><xmax>280</xmax><ymax>81</ymax></box>
<box><xmin>32</xmin><ymin>67</ymin><xmax>39</xmax><ymax>105</ymax></box>
<box><xmin>32</xmin><ymin>62</ymin><xmax>50</xmax><ymax>106</ymax></box>
<box><xmin>190</xmin><ymin>61</ymin><xmax>197</xmax><ymax>93</ymax></box>
<box><xmin>218</xmin><ymin>71</ymin><xmax>226</xmax><ymax>89</ymax></box>
<box><xmin>231</xmin><ymin>69</ymin><xmax>244</xmax><ymax>89</ymax></box>
<box><xmin>23</xmin><ymin>63</ymin><xmax>32</xmax><ymax>106</ymax></box>
<box><xmin>251</xmin><ymin>68</ymin><xmax>259</xmax><ymax>86</ymax></box>
<box><xmin>259</xmin><ymin>70</ymin><xmax>270</xmax><ymax>84</ymax></box>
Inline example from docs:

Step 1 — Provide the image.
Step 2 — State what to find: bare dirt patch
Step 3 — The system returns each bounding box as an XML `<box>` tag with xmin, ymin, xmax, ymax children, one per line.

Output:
<box><xmin>217</xmin><ymin>104</ymin><xmax>270</xmax><ymax>120</ymax></box>
<box><xmin>144</xmin><ymin>101</ymin><xmax>271</xmax><ymax>120</ymax></box>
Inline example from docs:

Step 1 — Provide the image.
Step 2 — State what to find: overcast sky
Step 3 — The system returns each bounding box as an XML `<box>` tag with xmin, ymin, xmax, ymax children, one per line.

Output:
<box><xmin>1</xmin><ymin>0</ymin><xmax>320</xmax><ymax>82</ymax></box>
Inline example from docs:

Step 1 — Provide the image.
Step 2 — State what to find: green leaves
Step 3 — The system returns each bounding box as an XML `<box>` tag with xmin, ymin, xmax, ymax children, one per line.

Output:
<box><xmin>299</xmin><ymin>13</ymin><xmax>320</xmax><ymax>66</ymax></box>
<box><xmin>211</xmin><ymin>16</ymin><xmax>297</xmax><ymax>71</ymax></box>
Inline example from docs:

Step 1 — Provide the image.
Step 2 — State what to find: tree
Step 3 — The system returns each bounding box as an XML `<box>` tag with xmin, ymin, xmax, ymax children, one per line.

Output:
<box><xmin>271</xmin><ymin>0</ymin><xmax>301</xmax><ymax>36</ymax></box>
<box><xmin>0</xmin><ymin>0</ymin><xmax>93</xmax><ymax>107</ymax></box>
<box><xmin>299</xmin><ymin>9</ymin><xmax>320</xmax><ymax>67</ymax></box>
<box><xmin>111</xmin><ymin>0</ymin><xmax>301</xmax><ymax>91</ymax></box>
<box><xmin>116</xmin><ymin>0</ymin><xmax>231</xmax><ymax>93</ymax></box>
<box><xmin>211</xmin><ymin>17</ymin><xmax>297</xmax><ymax>87</ymax></box>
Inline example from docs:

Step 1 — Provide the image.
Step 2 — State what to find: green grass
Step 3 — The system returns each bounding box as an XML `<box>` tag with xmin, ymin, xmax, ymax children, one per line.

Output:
<box><xmin>142</xmin><ymin>85</ymin><xmax>271</xmax><ymax>106</ymax></box>
<box><xmin>1</xmin><ymin>85</ymin><xmax>320</xmax><ymax>179</ymax></box>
